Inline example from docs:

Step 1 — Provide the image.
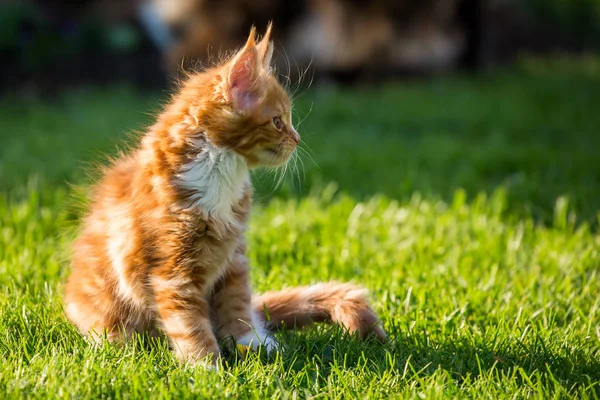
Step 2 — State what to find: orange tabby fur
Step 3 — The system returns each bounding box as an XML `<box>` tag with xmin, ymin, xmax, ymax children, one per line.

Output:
<box><xmin>64</xmin><ymin>25</ymin><xmax>385</xmax><ymax>366</ymax></box>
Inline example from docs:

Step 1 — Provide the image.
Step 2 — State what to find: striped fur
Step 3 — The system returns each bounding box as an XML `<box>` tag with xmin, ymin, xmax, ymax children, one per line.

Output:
<box><xmin>64</xmin><ymin>25</ymin><xmax>385</xmax><ymax>367</ymax></box>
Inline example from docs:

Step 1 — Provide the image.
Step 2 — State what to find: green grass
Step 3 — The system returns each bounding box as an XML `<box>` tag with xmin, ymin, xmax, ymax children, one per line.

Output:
<box><xmin>1</xmin><ymin>59</ymin><xmax>599</xmax><ymax>398</ymax></box>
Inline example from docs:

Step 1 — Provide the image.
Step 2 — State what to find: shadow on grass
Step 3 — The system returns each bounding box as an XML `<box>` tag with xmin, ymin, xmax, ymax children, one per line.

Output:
<box><xmin>217</xmin><ymin>324</ymin><xmax>599</xmax><ymax>392</ymax></box>
<box><xmin>386</xmin><ymin>334</ymin><xmax>599</xmax><ymax>390</ymax></box>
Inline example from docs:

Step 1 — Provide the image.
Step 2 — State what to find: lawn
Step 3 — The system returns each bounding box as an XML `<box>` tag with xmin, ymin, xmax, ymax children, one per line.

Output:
<box><xmin>0</xmin><ymin>58</ymin><xmax>599</xmax><ymax>398</ymax></box>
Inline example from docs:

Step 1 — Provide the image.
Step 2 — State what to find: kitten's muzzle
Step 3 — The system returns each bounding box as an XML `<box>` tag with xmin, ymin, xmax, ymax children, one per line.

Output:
<box><xmin>289</xmin><ymin>128</ymin><xmax>300</xmax><ymax>144</ymax></box>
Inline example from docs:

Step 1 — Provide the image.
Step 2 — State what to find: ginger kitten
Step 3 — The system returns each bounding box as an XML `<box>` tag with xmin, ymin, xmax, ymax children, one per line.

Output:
<box><xmin>64</xmin><ymin>25</ymin><xmax>385</xmax><ymax>366</ymax></box>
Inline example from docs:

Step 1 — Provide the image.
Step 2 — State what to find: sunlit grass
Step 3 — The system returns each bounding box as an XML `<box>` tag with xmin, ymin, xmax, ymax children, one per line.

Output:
<box><xmin>1</xmin><ymin>60</ymin><xmax>599</xmax><ymax>398</ymax></box>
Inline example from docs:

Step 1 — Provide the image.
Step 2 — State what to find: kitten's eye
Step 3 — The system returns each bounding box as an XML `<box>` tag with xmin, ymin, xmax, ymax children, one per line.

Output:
<box><xmin>272</xmin><ymin>116</ymin><xmax>285</xmax><ymax>131</ymax></box>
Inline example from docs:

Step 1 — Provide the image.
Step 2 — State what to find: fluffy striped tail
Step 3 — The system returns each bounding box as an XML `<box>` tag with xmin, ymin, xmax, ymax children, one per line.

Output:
<box><xmin>252</xmin><ymin>282</ymin><xmax>386</xmax><ymax>341</ymax></box>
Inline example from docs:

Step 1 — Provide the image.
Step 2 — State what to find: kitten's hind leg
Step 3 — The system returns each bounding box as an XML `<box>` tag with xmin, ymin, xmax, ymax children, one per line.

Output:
<box><xmin>210</xmin><ymin>252</ymin><xmax>277</xmax><ymax>353</ymax></box>
<box><xmin>64</xmin><ymin>300</ymin><xmax>131</xmax><ymax>343</ymax></box>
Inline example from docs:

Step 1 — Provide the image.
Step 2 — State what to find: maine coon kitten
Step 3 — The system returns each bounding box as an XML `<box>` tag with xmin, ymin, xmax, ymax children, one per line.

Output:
<box><xmin>64</xmin><ymin>25</ymin><xmax>385</xmax><ymax>366</ymax></box>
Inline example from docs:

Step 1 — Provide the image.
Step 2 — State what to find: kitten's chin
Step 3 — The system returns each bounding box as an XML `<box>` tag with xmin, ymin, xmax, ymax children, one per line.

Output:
<box><xmin>251</xmin><ymin>148</ymin><xmax>292</xmax><ymax>168</ymax></box>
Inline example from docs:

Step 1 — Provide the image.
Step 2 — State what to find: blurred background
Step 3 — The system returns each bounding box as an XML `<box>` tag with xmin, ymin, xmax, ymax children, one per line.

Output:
<box><xmin>2</xmin><ymin>0</ymin><xmax>600</xmax><ymax>92</ymax></box>
<box><xmin>2</xmin><ymin>2</ymin><xmax>600</xmax><ymax>394</ymax></box>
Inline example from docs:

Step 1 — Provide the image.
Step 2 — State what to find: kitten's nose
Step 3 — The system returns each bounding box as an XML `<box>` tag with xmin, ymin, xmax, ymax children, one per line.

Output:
<box><xmin>289</xmin><ymin>128</ymin><xmax>300</xmax><ymax>144</ymax></box>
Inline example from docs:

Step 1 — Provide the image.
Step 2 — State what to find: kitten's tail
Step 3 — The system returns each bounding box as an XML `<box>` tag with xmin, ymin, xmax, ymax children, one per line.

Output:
<box><xmin>252</xmin><ymin>282</ymin><xmax>386</xmax><ymax>341</ymax></box>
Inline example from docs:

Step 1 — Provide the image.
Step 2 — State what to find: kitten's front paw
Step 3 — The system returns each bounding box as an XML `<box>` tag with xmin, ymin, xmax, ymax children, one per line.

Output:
<box><xmin>236</xmin><ymin>329</ymin><xmax>278</xmax><ymax>354</ymax></box>
<box><xmin>172</xmin><ymin>343</ymin><xmax>222</xmax><ymax>369</ymax></box>
<box><xmin>191</xmin><ymin>357</ymin><xmax>221</xmax><ymax>371</ymax></box>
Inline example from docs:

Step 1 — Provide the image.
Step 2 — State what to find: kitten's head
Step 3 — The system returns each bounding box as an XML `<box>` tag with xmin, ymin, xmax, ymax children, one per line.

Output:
<box><xmin>204</xmin><ymin>24</ymin><xmax>300</xmax><ymax>168</ymax></box>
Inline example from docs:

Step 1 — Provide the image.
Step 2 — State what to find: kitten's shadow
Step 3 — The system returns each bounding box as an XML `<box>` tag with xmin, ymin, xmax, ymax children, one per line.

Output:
<box><xmin>225</xmin><ymin>327</ymin><xmax>598</xmax><ymax>391</ymax></box>
<box><xmin>223</xmin><ymin>326</ymin><xmax>388</xmax><ymax>370</ymax></box>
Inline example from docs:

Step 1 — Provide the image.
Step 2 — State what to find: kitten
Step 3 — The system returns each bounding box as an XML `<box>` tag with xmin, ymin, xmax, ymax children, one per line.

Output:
<box><xmin>64</xmin><ymin>25</ymin><xmax>385</xmax><ymax>366</ymax></box>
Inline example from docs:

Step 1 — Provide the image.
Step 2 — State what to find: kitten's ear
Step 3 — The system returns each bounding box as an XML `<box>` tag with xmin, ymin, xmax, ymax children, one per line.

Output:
<box><xmin>228</xmin><ymin>27</ymin><xmax>261</xmax><ymax>111</ymax></box>
<box><xmin>256</xmin><ymin>22</ymin><xmax>274</xmax><ymax>70</ymax></box>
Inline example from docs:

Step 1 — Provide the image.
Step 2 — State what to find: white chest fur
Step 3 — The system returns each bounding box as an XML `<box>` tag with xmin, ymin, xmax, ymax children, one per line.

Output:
<box><xmin>177</xmin><ymin>140</ymin><xmax>249</xmax><ymax>227</ymax></box>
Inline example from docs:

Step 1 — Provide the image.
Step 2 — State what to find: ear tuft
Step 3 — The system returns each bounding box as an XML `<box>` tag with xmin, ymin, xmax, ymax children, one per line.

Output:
<box><xmin>257</xmin><ymin>22</ymin><xmax>274</xmax><ymax>70</ymax></box>
<box><xmin>245</xmin><ymin>26</ymin><xmax>257</xmax><ymax>48</ymax></box>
